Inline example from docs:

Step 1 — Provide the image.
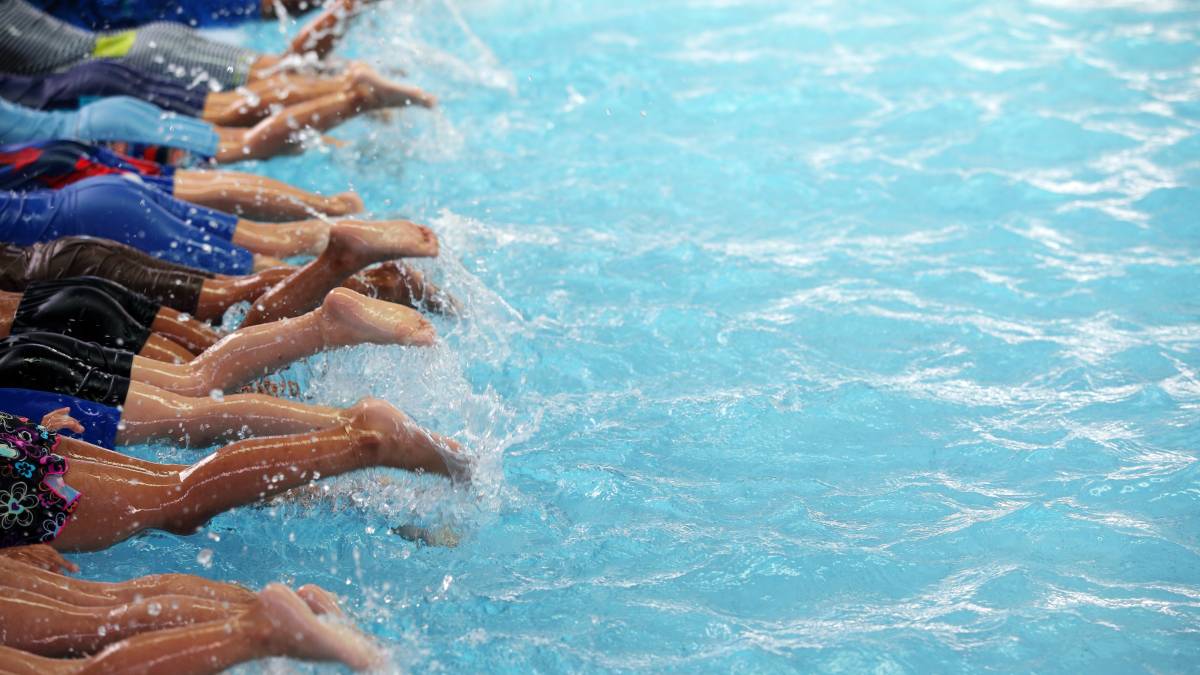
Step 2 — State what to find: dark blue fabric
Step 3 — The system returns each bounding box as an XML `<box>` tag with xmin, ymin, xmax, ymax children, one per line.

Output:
<box><xmin>0</xmin><ymin>61</ymin><xmax>207</xmax><ymax>117</ymax></box>
<box><xmin>0</xmin><ymin>175</ymin><xmax>252</xmax><ymax>274</ymax></box>
<box><xmin>0</xmin><ymin>140</ymin><xmax>175</xmax><ymax>193</ymax></box>
<box><xmin>0</xmin><ymin>388</ymin><xmax>120</xmax><ymax>448</ymax></box>
<box><xmin>30</xmin><ymin>0</ymin><xmax>263</xmax><ymax>29</ymax></box>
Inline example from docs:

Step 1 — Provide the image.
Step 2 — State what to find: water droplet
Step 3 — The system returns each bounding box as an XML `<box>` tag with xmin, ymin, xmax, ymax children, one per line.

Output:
<box><xmin>197</xmin><ymin>548</ymin><xmax>213</xmax><ymax>568</ymax></box>
<box><xmin>209</xmin><ymin>389</ymin><xmax>225</xmax><ymax>402</ymax></box>
<box><xmin>147</xmin><ymin>602</ymin><xmax>161</xmax><ymax>617</ymax></box>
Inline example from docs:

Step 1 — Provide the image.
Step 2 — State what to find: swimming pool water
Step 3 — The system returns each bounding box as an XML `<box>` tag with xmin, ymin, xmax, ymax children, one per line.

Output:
<box><xmin>79</xmin><ymin>0</ymin><xmax>1200</xmax><ymax>672</ymax></box>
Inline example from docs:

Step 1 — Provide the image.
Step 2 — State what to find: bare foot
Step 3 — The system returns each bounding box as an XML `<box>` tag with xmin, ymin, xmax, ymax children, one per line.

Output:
<box><xmin>345</xmin><ymin>261</ymin><xmax>461</xmax><ymax>315</ymax></box>
<box><xmin>317</xmin><ymin>287</ymin><xmax>436</xmax><ymax>346</ymax></box>
<box><xmin>392</xmin><ymin>524</ymin><xmax>461</xmax><ymax>547</ymax></box>
<box><xmin>328</xmin><ymin>220</ymin><xmax>439</xmax><ymax>267</ymax></box>
<box><xmin>297</xmin><ymin>584</ymin><xmax>345</xmax><ymax>617</ymax></box>
<box><xmin>255</xmin><ymin>584</ymin><xmax>380</xmax><ymax>671</ymax></box>
<box><xmin>347</xmin><ymin>399</ymin><xmax>472</xmax><ymax>480</ymax></box>
<box><xmin>350</xmin><ymin>63</ymin><xmax>438</xmax><ymax>109</ymax></box>
<box><xmin>325</xmin><ymin>191</ymin><xmax>364</xmax><ymax>215</ymax></box>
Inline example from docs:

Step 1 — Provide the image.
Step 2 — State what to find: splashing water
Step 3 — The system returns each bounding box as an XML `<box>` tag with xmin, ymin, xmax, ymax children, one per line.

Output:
<box><xmin>76</xmin><ymin>0</ymin><xmax>1200</xmax><ymax>672</ymax></box>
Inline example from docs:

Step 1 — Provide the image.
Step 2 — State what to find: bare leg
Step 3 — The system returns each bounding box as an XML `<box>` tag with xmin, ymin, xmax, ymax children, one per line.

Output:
<box><xmin>138</xmin><ymin>333</ymin><xmax>195</xmax><ymax>363</ymax></box>
<box><xmin>288</xmin><ymin>0</ymin><xmax>361</xmax><ymax>59</ymax></box>
<box><xmin>243</xmin><ymin>220</ymin><xmax>438</xmax><ymax>325</ymax></box>
<box><xmin>202</xmin><ymin>73</ymin><xmax>351</xmax><ymax>126</ymax></box>
<box><xmin>131</xmin><ymin>288</ymin><xmax>434</xmax><ymax>396</ymax></box>
<box><xmin>232</xmin><ymin>219</ymin><xmax>331</xmax><ymax>257</ymax></box>
<box><xmin>81</xmin><ymin>585</ymin><xmax>380</xmax><ymax>673</ymax></box>
<box><xmin>197</xmin><ymin>222</ymin><xmax>438</xmax><ymax>324</ymax></box>
<box><xmin>0</xmin><ymin>558</ymin><xmax>255</xmax><ymax>609</ymax></box>
<box><xmin>0</xmin><ymin>646</ymin><xmax>76</xmax><ymax>675</ymax></box>
<box><xmin>173</xmin><ymin>169</ymin><xmax>362</xmax><ymax>219</ymax></box>
<box><xmin>115</xmin><ymin>382</ymin><xmax>348</xmax><ymax>447</ymax></box>
<box><xmin>215</xmin><ymin>79</ymin><xmax>435</xmax><ymax>163</ymax></box>
<box><xmin>203</xmin><ymin>67</ymin><xmax>410</xmax><ymax>127</ymax></box>
<box><xmin>233</xmin><ymin>216</ymin><xmax>441</xmax><ymax>259</ymax></box>
<box><xmin>0</xmin><ymin>586</ymin><xmax>379</xmax><ymax>673</ymax></box>
<box><xmin>150</xmin><ymin>307</ymin><xmax>222</xmax><ymax>353</ymax></box>
<box><xmin>0</xmin><ymin>588</ymin><xmax>234</xmax><ymax>656</ymax></box>
<box><xmin>194</xmin><ymin>267</ymin><xmax>295</xmax><ymax>321</ymax></box>
<box><xmin>261</xmin><ymin>0</ymin><xmax>329</xmax><ymax>18</ymax></box>
<box><xmin>55</xmin><ymin>401</ymin><xmax>464</xmax><ymax>551</ymax></box>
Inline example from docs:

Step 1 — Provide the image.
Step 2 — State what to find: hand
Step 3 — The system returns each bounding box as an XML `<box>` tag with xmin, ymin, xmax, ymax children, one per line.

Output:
<box><xmin>0</xmin><ymin>544</ymin><xmax>80</xmax><ymax>574</ymax></box>
<box><xmin>40</xmin><ymin>407</ymin><xmax>85</xmax><ymax>435</ymax></box>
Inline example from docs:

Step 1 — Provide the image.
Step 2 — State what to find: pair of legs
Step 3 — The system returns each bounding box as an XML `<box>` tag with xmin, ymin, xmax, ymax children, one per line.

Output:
<box><xmin>130</xmin><ymin>287</ymin><xmax>433</xmax><ymax>396</ymax></box>
<box><xmin>54</xmin><ymin>398</ymin><xmax>464</xmax><ymax>551</ymax></box>
<box><xmin>148</xmin><ymin>259</ymin><xmax>448</xmax><ymax>360</ymax></box>
<box><xmin>106</xmin><ymin>289</ymin><xmax>426</xmax><ymax>446</ymax></box>
<box><xmin>202</xmin><ymin>63</ymin><xmax>413</xmax><ymax>128</ymax></box>
<box><xmin>5</xmin><ymin>233</ymin><xmax>449</xmax><ymax>336</ymax></box>
<box><xmin>0</xmin><ymin>583</ymin><xmax>378</xmax><ymax>673</ymax></box>
<box><xmin>235</xmin><ymin>216</ymin><xmax>439</xmax><ymax>260</ymax></box>
<box><xmin>214</xmin><ymin>64</ymin><xmax>436</xmax><ymax>163</ymax></box>
<box><xmin>0</xmin><ymin>554</ymin><xmax>341</xmax><ymax>656</ymax></box>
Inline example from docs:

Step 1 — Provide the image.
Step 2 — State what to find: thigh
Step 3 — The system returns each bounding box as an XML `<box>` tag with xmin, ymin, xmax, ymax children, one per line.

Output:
<box><xmin>49</xmin><ymin>453</ymin><xmax>178</xmax><ymax>552</ymax></box>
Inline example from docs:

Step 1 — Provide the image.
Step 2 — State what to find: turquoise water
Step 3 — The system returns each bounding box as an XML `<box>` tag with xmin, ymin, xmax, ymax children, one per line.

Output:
<box><xmin>82</xmin><ymin>0</ymin><xmax>1200</xmax><ymax>672</ymax></box>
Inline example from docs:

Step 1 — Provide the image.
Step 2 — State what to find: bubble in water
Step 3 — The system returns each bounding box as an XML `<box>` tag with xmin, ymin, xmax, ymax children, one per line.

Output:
<box><xmin>197</xmin><ymin>548</ymin><xmax>214</xmax><ymax>568</ymax></box>
<box><xmin>147</xmin><ymin>602</ymin><xmax>162</xmax><ymax>617</ymax></box>
<box><xmin>209</xmin><ymin>389</ymin><xmax>225</xmax><ymax>402</ymax></box>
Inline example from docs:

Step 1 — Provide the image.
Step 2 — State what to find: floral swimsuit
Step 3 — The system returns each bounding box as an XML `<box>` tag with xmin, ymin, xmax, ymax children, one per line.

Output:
<box><xmin>0</xmin><ymin>410</ymin><xmax>81</xmax><ymax>547</ymax></box>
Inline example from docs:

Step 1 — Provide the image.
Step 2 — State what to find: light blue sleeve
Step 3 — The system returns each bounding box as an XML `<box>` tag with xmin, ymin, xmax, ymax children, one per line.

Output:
<box><xmin>0</xmin><ymin>98</ymin><xmax>77</xmax><ymax>144</ymax></box>
<box><xmin>72</xmin><ymin>96</ymin><xmax>220</xmax><ymax>158</ymax></box>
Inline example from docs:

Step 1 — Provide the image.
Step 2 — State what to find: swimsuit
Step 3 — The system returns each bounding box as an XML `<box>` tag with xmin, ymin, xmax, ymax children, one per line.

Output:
<box><xmin>0</xmin><ymin>175</ymin><xmax>253</xmax><ymax>274</ymax></box>
<box><xmin>30</xmin><ymin>0</ymin><xmax>262</xmax><ymax>29</ymax></box>
<box><xmin>0</xmin><ymin>410</ymin><xmax>81</xmax><ymax>547</ymax></box>
<box><xmin>0</xmin><ymin>0</ymin><xmax>257</xmax><ymax>88</ymax></box>
<box><xmin>0</xmin><ymin>237</ymin><xmax>213</xmax><ymax>314</ymax></box>
<box><xmin>12</xmin><ymin>277</ymin><xmax>161</xmax><ymax>352</ymax></box>
<box><xmin>0</xmin><ymin>388</ymin><xmax>119</xmax><ymax>448</ymax></box>
<box><xmin>0</xmin><ymin>61</ymin><xmax>208</xmax><ymax>117</ymax></box>
<box><xmin>0</xmin><ymin>96</ymin><xmax>219</xmax><ymax>159</ymax></box>
<box><xmin>0</xmin><ymin>332</ymin><xmax>133</xmax><ymax>407</ymax></box>
<box><xmin>0</xmin><ymin>140</ymin><xmax>175</xmax><ymax>193</ymax></box>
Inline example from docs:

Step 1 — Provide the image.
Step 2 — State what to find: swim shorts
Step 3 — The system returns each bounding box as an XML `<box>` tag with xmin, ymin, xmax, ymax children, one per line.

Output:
<box><xmin>12</xmin><ymin>278</ymin><xmax>160</xmax><ymax>352</ymax></box>
<box><xmin>0</xmin><ymin>388</ymin><xmax>119</xmax><ymax>448</ymax></box>
<box><xmin>0</xmin><ymin>96</ymin><xmax>219</xmax><ymax>158</ymax></box>
<box><xmin>0</xmin><ymin>409</ymin><xmax>82</xmax><ymax>547</ymax></box>
<box><xmin>0</xmin><ymin>61</ymin><xmax>207</xmax><ymax>117</ymax></box>
<box><xmin>0</xmin><ymin>0</ymin><xmax>256</xmax><ymax>88</ymax></box>
<box><xmin>0</xmin><ymin>237</ymin><xmax>212</xmax><ymax>314</ymax></box>
<box><xmin>0</xmin><ymin>332</ymin><xmax>133</xmax><ymax>406</ymax></box>
<box><xmin>0</xmin><ymin>175</ymin><xmax>253</xmax><ymax>274</ymax></box>
<box><xmin>30</xmin><ymin>0</ymin><xmax>263</xmax><ymax>29</ymax></box>
<box><xmin>0</xmin><ymin>140</ymin><xmax>174</xmax><ymax>194</ymax></box>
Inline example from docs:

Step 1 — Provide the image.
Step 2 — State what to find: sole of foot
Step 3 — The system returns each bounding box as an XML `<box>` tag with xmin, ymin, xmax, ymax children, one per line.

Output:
<box><xmin>257</xmin><ymin>584</ymin><xmax>381</xmax><ymax>671</ymax></box>
<box><xmin>330</xmin><ymin>220</ymin><xmax>439</xmax><ymax>265</ymax></box>
<box><xmin>319</xmin><ymin>287</ymin><xmax>436</xmax><ymax>346</ymax></box>
<box><xmin>348</xmin><ymin>398</ymin><xmax>472</xmax><ymax>481</ymax></box>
